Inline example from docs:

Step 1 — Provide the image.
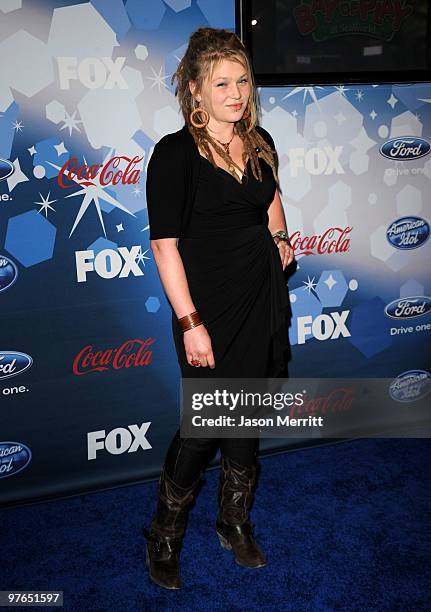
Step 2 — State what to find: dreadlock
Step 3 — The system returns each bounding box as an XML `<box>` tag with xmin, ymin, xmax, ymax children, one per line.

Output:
<box><xmin>171</xmin><ymin>27</ymin><xmax>278</xmax><ymax>185</ymax></box>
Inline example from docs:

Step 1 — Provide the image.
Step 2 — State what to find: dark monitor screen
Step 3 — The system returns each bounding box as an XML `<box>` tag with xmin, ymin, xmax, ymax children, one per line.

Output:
<box><xmin>237</xmin><ymin>0</ymin><xmax>431</xmax><ymax>85</ymax></box>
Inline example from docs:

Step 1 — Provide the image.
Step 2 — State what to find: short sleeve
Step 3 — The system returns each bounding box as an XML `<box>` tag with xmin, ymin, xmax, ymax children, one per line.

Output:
<box><xmin>256</xmin><ymin>125</ymin><xmax>278</xmax><ymax>173</ymax></box>
<box><xmin>146</xmin><ymin>136</ymin><xmax>186</xmax><ymax>240</ymax></box>
<box><xmin>255</xmin><ymin>125</ymin><xmax>275</xmax><ymax>150</ymax></box>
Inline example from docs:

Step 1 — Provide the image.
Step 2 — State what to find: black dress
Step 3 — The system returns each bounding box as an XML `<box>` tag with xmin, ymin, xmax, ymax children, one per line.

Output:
<box><xmin>146</xmin><ymin>126</ymin><xmax>291</xmax><ymax>379</ymax></box>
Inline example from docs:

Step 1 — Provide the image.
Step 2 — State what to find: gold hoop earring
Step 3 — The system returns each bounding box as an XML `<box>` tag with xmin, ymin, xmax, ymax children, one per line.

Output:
<box><xmin>190</xmin><ymin>106</ymin><xmax>209</xmax><ymax>128</ymax></box>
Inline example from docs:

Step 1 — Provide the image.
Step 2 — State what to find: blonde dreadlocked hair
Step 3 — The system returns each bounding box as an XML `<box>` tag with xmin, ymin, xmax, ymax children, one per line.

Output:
<box><xmin>171</xmin><ymin>27</ymin><xmax>278</xmax><ymax>185</ymax></box>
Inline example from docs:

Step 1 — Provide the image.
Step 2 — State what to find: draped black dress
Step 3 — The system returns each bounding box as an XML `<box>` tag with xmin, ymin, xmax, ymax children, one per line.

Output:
<box><xmin>167</xmin><ymin>139</ymin><xmax>291</xmax><ymax>379</ymax></box>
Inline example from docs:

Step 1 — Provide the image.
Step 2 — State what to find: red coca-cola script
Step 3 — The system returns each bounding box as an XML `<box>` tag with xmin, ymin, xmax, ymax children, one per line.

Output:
<box><xmin>290</xmin><ymin>387</ymin><xmax>355</xmax><ymax>418</ymax></box>
<box><xmin>290</xmin><ymin>227</ymin><xmax>352</xmax><ymax>256</ymax></box>
<box><xmin>73</xmin><ymin>338</ymin><xmax>154</xmax><ymax>375</ymax></box>
<box><xmin>58</xmin><ymin>155</ymin><xmax>142</xmax><ymax>189</ymax></box>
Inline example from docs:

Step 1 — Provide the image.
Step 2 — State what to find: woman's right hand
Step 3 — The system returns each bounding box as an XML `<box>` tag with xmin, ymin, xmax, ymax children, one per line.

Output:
<box><xmin>184</xmin><ymin>325</ymin><xmax>216</xmax><ymax>369</ymax></box>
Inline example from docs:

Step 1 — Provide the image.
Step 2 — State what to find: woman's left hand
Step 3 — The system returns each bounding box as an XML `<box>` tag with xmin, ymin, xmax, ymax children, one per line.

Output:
<box><xmin>275</xmin><ymin>239</ymin><xmax>295</xmax><ymax>270</ymax></box>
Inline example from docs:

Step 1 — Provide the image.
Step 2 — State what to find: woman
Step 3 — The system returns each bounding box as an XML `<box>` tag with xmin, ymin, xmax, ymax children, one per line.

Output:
<box><xmin>144</xmin><ymin>27</ymin><xmax>294</xmax><ymax>590</ymax></box>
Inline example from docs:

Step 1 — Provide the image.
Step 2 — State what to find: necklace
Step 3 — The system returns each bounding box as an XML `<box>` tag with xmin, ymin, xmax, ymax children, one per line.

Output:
<box><xmin>208</xmin><ymin>129</ymin><xmax>245</xmax><ymax>183</ymax></box>
<box><xmin>212</xmin><ymin>131</ymin><xmax>235</xmax><ymax>156</ymax></box>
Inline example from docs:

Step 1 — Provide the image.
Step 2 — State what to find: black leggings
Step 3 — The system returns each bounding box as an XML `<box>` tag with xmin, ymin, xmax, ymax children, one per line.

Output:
<box><xmin>164</xmin><ymin>428</ymin><xmax>259</xmax><ymax>488</ymax></box>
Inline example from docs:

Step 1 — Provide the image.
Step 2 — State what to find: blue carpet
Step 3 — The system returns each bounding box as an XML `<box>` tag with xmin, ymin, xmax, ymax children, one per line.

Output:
<box><xmin>2</xmin><ymin>437</ymin><xmax>431</xmax><ymax>611</ymax></box>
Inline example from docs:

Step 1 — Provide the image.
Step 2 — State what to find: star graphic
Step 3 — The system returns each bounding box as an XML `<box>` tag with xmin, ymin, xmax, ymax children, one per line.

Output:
<box><xmin>335</xmin><ymin>85</ymin><xmax>349</xmax><ymax>98</ymax></box>
<box><xmin>54</xmin><ymin>141</ymin><xmax>68</xmax><ymax>156</ymax></box>
<box><xmin>12</xmin><ymin>119</ymin><xmax>24</xmax><ymax>132</ymax></box>
<box><xmin>28</xmin><ymin>145</ymin><xmax>36</xmax><ymax>156</ymax></box>
<box><xmin>302</xmin><ymin>275</ymin><xmax>317</xmax><ymax>293</ymax></box>
<box><xmin>35</xmin><ymin>191</ymin><xmax>56</xmax><ymax>217</ymax></box>
<box><xmin>147</xmin><ymin>65</ymin><xmax>170</xmax><ymax>93</ymax></box>
<box><xmin>281</xmin><ymin>86</ymin><xmax>325</xmax><ymax>109</ymax></box>
<box><xmin>334</xmin><ymin>112</ymin><xmax>346</xmax><ymax>125</ymax></box>
<box><xmin>387</xmin><ymin>93</ymin><xmax>398</xmax><ymax>109</ymax></box>
<box><xmin>7</xmin><ymin>158</ymin><xmax>29</xmax><ymax>192</ymax></box>
<box><xmin>355</xmin><ymin>90</ymin><xmax>364</xmax><ymax>101</ymax></box>
<box><xmin>370</xmin><ymin>110</ymin><xmax>377</xmax><ymax>120</ymax></box>
<box><xmin>48</xmin><ymin>152</ymin><xmax>136</xmax><ymax>238</ymax></box>
<box><xmin>291</xmin><ymin>110</ymin><xmax>298</xmax><ymax>117</ymax></box>
<box><xmin>60</xmin><ymin>110</ymin><xmax>82</xmax><ymax>136</ymax></box>
<box><xmin>324</xmin><ymin>274</ymin><xmax>337</xmax><ymax>290</ymax></box>
<box><xmin>136</xmin><ymin>247</ymin><xmax>150</xmax><ymax>266</ymax></box>
<box><xmin>133</xmin><ymin>185</ymin><xmax>142</xmax><ymax>196</ymax></box>
<box><xmin>116</xmin><ymin>223</ymin><xmax>124</xmax><ymax>232</ymax></box>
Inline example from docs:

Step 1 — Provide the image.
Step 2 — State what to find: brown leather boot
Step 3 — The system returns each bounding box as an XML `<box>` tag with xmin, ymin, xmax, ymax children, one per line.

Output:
<box><xmin>143</xmin><ymin>466</ymin><xmax>202</xmax><ymax>589</ymax></box>
<box><xmin>216</xmin><ymin>456</ymin><xmax>267</xmax><ymax>569</ymax></box>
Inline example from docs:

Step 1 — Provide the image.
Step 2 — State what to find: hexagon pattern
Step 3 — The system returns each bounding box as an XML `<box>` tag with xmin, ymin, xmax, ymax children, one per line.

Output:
<box><xmin>0</xmin><ymin>1</ymin><xmax>428</xmax><ymax>381</ymax></box>
<box><xmin>0</xmin><ymin>30</ymin><xmax>54</xmax><ymax>111</ymax></box>
<box><xmin>315</xmin><ymin>271</ymin><xmax>348</xmax><ymax>308</ymax></box>
<box><xmin>348</xmin><ymin>297</ymin><xmax>392</xmax><ymax>358</ymax></box>
<box><xmin>5</xmin><ymin>211</ymin><xmax>56</xmax><ymax>267</ymax></box>
<box><xmin>0</xmin><ymin>0</ymin><xmax>21</xmax><ymax>14</ymax></box>
<box><xmin>46</xmin><ymin>100</ymin><xmax>66</xmax><ymax>124</ymax></box>
<box><xmin>146</xmin><ymin>296</ymin><xmax>160</xmax><ymax>313</ymax></box>
<box><xmin>126</xmin><ymin>0</ymin><xmax>166</xmax><ymax>29</ymax></box>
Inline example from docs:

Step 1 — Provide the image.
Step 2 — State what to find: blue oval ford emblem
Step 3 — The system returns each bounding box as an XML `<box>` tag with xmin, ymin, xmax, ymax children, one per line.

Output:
<box><xmin>0</xmin><ymin>255</ymin><xmax>18</xmax><ymax>293</ymax></box>
<box><xmin>0</xmin><ymin>351</ymin><xmax>33</xmax><ymax>380</ymax></box>
<box><xmin>385</xmin><ymin>296</ymin><xmax>431</xmax><ymax>319</ymax></box>
<box><xmin>0</xmin><ymin>158</ymin><xmax>14</xmax><ymax>182</ymax></box>
<box><xmin>386</xmin><ymin>216</ymin><xmax>430</xmax><ymax>250</ymax></box>
<box><xmin>389</xmin><ymin>370</ymin><xmax>431</xmax><ymax>403</ymax></box>
<box><xmin>380</xmin><ymin>137</ymin><xmax>431</xmax><ymax>160</ymax></box>
<box><xmin>0</xmin><ymin>442</ymin><xmax>32</xmax><ymax>479</ymax></box>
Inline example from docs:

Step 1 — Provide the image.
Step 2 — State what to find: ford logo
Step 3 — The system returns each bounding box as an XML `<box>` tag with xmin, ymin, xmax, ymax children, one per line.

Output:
<box><xmin>389</xmin><ymin>370</ymin><xmax>431</xmax><ymax>403</ymax></box>
<box><xmin>0</xmin><ymin>442</ymin><xmax>32</xmax><ymax>479</ymax></box>
<box><xmin>385</xmin><ymin>296</ymin><xmax>431</xmax><ymax>319</ymax></box>
<box><xmin>380</xmin><ymin>137</ymin><xmax>431</xmax><ymax>160</ymax></box>
<box><xmin>386</xmin><ymin>216</ymin><xmax>430</xmax><ymax>250</ymax></box>
<box><xmin>0</xmin><ymin>351</ymin><xmax>33</xmax><ymax>380</ymax></box>
<box><xmin>0</xmin><ymin>158</ymin><xmax>14</xmax><ymax>182</ymax></box>
<box><xmin>0</xmin><ymin>255</ymin><xmax>18</xmax><ymax>293</ymax></box>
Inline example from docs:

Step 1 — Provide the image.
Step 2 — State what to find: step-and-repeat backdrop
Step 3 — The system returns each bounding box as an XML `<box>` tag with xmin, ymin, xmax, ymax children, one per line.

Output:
<box><xmin>1</xmin><ymin>0</ymin><xmax>429</xmax><ymax>506</ymax></box>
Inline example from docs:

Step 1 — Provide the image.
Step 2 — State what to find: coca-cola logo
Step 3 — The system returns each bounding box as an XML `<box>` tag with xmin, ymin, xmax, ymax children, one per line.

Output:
<box><xmin>289</xmin><ymin>227</ymin><xmax>352</xmax><ymax>256</ymax></box>
<box><xmin>58</xmin><ymin>155</ymin><xmax>142</xmax><ymax>189</ymax></box>
<box><xmin>73</xmin><ymin>338</ymin><xmax>155</xmax><ymax>376</ymax></box>
<box><xmin>290</xmin><ymin>387</ymin><xmax>354</xmax><ymax>418</ymax></box>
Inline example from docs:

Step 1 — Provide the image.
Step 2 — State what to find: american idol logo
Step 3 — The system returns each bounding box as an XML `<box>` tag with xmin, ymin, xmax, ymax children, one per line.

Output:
<box><xmin>386</xmin><ymin>216</ymin><xmax>430</xmax><ymax>250</ymax></box>
<box><xmin>0</xmin><ymin>255</ymin><xmax>18</xmax><ymax>293</ymax></box>
<box><xmin>389</xmin><ymin>370</ymin><xmax>431</xmax><ymax>403</ymax></box>
<box><xmin>0</xmin><ymin>158</ymin><xmax>14</xmax><ymax>181</ymax></box>
<box><xmin>385</xmin><ymin>296</ymin><xmax>431</xmax><ymax>320</ymax></box>
<box><xmin>0</xmin><ymin>442</ymin><xmax>32</xmax><ymax>479</ymax></box>
<box><xmin>0</xmin><ymin>351</ymin><xmax>33</xmax><ymax>380</ymax></box>
<box><xmin>380</xmin><ymin>137</ymin><xmax>431</xmax><ymax>161</ymax></box>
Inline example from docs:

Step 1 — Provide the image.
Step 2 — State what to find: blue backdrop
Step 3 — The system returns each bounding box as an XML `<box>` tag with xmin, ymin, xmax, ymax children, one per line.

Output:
<box><xmin>0</xmin><ymin>0</ymin><xmax>429</xmax><ymax>506</ymax></box>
